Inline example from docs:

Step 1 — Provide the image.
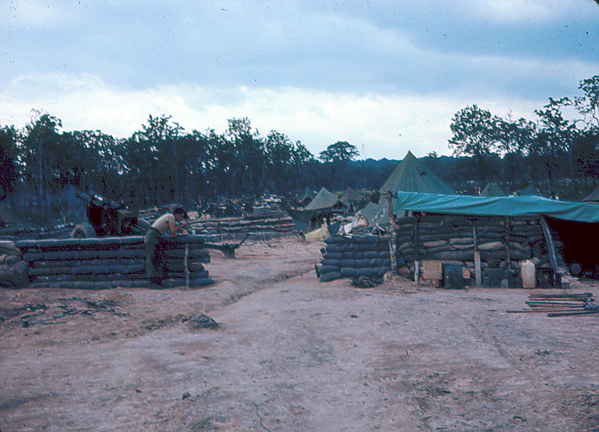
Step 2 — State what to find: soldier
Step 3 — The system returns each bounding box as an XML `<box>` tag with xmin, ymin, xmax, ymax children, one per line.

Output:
<box><xmin>145</xmin><ymin>207</ymin><xmax>189</xmax><ymax>286</ymax></box>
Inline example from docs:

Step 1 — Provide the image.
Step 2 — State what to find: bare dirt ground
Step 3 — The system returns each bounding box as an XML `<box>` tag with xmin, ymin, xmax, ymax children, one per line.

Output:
<box><xmin>2</xmin><ymin>236</ymin><xmax>599</xmax><ymax>431</ymax></box>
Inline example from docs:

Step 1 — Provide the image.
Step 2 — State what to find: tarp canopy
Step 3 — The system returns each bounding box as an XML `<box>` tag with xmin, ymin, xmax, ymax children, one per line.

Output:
<box><xmin>480</xmin><ymin>183</ymin><xmax>507</xmax><ymax>197</ymax></box>
<box><xmin>304</xmin><ymin>187</ymin><xmax>343</xmax><ymax>211</ymax></box>
<box><xmin>391</xmin><ymin>191</ymin><xmax>599</xmax><ymax>223</ymax></box>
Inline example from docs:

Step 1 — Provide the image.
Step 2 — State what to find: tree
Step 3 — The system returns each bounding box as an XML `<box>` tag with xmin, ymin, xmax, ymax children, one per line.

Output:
<box><xmin>495</xmin><ymin>116</ymin><xmax>536</xmax><ymax>190</ymax></box>
<box><xmin>21</xmin><ymin>112</ymin><xmax>64</xmax><ymax>221</ymax></box>
<box><xmin>448</xmin><ymin>105</ymin><xmax>501</xmax><ymax>186</ymax></box>
<box><xmin>122</xmin><ymin>114</ymin><xmax>185</xmax><ymax>207</ymax></box>
<box><xmin>0</xmin><ymin>126</ymin><xmax>19</xmax><ymax>199</ymax></box>
<box><xmin>226</xmin><ymin>117</ymin><xmax>266</xmax><ymax>196</ymax></box>
<box><xmin>319</xmin><ymin>141</ymin><xmax>359</xmax><ymax>163</ymax></box>
<box><xmin>575</xmin><ymin>75</ymin><xmax>599</xmax><ymax>129</ymax></box>
<box><xmin>533</xmin><ymin>97</ymin><xmax>578</xmax><ymax>194</ymax></box>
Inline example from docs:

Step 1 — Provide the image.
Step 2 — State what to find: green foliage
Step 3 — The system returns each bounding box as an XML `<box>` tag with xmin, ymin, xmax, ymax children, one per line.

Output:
<box><xmin>4</xmin><ymin>74</ymin><xmax>599</xmax><ymax>223</ymax></box>
<box><xmin>319</xmin><ymin>141</ymin><xmax>359</xmax><ymax>163</ymax></box>
<box><xmin>0</xmin><ymin>126</ymin><xmax>19</xmax><ymax>198</ymax></box>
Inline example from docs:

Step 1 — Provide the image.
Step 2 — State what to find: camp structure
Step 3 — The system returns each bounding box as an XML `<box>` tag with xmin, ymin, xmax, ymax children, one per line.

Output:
<box><xmin>286</xmin><ymin>187</ymin><xmax>346</xmax><ymax>231</ymax></box>
<box><xmin>318</xmin><ymin>191</ymin><xmax>599</xmax><ymax>286</ymax></box>
<box><xmin>388</xmin><ymin>192</ymin><xmax>599</xmax><ymax>285</ymax></box>
<box><xmin>339</xmin><ymin>187</ymin><xmax>369</xmax><ymax>211</ymax></box>
<box><xmin>296</xmin><ymin>187</ymin><xmax>317</xmax><ymax>206</ymax></box>
<box><xmin>480</xmin><ymin>183</ymin><xmax>507</xmax><ymax>197</ymax></box>
<box><xmin>582</xmin><ymin>187</ymin><xmax>599</xmax><ymax>203</ymax></box>
<box><xmin>517</xmin><ymin>184</ymin><xmax>541</xmax><ymax>196</ymax></box>
<box><xmin>361</xmin><ymin>151</ymin><xmax>455</xmax><ymax>226</ymax></box>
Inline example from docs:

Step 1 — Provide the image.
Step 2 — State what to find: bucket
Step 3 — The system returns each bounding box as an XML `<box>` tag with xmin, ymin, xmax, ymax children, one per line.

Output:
<box><xmin>520</xmin><ymin>260</ymin><xmax>536</xmax><ymax>288</ymax></box>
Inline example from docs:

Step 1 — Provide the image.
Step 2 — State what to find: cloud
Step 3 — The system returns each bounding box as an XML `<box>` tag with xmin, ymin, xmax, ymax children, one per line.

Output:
<box><xmin>1</xmin><ymin>0</ymin><xmax>598</xmax><ymax>161</ymax></box>
<box><xmin>1</xmin><ymin>72</ymin><xmax>546</xmax><ymax>160</ymax></box>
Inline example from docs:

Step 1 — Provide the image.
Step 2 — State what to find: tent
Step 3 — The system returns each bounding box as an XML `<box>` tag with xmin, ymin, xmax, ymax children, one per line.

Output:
<box><xmin>480</xmin><ymin>183</ymin><xmax>507</xmax><ymax>197</ymax></box>
<box><xmin>361</xmin><ymin>151</ymin><xmax>455</xmax><ymax>225</ymax></box>
<box><xmin>339</xmin><ymin>187</ymin><xmax>365</xmax><ymax>205</ymax></box>
<box><xmin>297</xmin><ymin>187</ymin><xmax>317</xmax><ymax>205</ymax></box>
<box><xmin>305</xmin><ymin>188</ymin><xmax>343</xmax><ymax>211</ymax></box>
<box><xmin>517</xmin><ymin>185</ymin><xmax>540</xmax><ymax>196</ymax></box>
<box><xmin>380</xmin><ymin>151</ymin><xmax>455</xmax><ymax>195</ymax></box>
<box><xmin>582</xmin><ymin>187</ymin><xmax>599</xmax><ymax>203</ymax></box>
<box><xmin>286</xmin><ymin>187</ymin><xmax>345</xmax><ymax>229</ymax></box>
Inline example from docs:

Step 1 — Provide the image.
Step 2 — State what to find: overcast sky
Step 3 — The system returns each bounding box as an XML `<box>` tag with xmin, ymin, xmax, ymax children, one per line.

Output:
<box><xmin>1</xmin><ymin>0</ymin><xmax>598</xmax><ymax>160</ymax></box>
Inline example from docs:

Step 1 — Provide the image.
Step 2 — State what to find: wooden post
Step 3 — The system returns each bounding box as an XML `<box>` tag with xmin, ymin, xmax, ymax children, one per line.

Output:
<box><xmin>505</xmin><ymin>216</ymin><xmax>511</xmax><ymax>264</ymax></box>
<box><xmin>413</xmin><ymin>212</ymin><xmax>420</xmax><ymax>285</ymax></box>
<box><xmin>184</xmin><ymin>241</ymin><xmax>190</xmax><ymax>289</ymax></box>
<box><xmin>386</xmin><ymin>192</ymin><xmax>398</xmax><ymax>275</ymax></box>
<box><xmin>473</xmin><ymin>221</ymin><xmax>482</xmax><ymax>286</ymax></box>
<box><xmin>539</xmin><ymin>216</ymin><xmax>559</xmax><ymax>275</ymax></box>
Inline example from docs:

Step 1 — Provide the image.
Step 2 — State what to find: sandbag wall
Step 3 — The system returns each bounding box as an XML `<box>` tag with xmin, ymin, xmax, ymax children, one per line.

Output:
<box><xmin>318</xmin><ymin>235</ymin><xmax>399</xmax><ymax>282</ymax></box>
<box><xmin>0</xmin><ymin>223</ymin><xmax>75</xmax><ymax>240</ymax></box>
<box><xmin>395</xmin><ymin>214</ymin><xmax>565</xmax><ymax>286</ymax></box>
<box><xmin>15</xmin><ymin>235</ymin><xmax>214</xmax><ymax>289</ymax></box>
<box><xmin>194</xmin><ymin>212</ymin><xmax>296</xmax><ymax>240</ymax></box>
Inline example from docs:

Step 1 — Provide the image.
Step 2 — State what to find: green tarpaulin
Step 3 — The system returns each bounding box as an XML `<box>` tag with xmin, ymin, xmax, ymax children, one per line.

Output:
<box><xmin>391</xmin><ymin>191</ymin><xmax>599</xmax><ymax>223</ymax></box>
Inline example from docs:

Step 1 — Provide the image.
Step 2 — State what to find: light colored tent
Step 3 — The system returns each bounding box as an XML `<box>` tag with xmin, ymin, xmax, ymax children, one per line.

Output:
<box><xmin>339</xmin><ymin>187</ymin><xmax>367</xmax><ymax>205</ymax></box>
<box><xmin>481</xmin><ymin>183</ymin><xmax>507</xmax><ymax>197</ymax></box>
<box><xmin>518</xmin><ymin>185</ymin><xmax>540</xmax><ymax>196</ymax></box>
<box><xmin>305</xmin><ymin>187</ymin><xmax>343</xmax><ymax>211</ymax></box>
<box><xmin>361</xmin><ymin>151</ymin><xmax>455</xmax><ymax>226</ymax></box>
<box><xmin>286</xmin><ymin>188</ymin><xmax>345</xmax><ymax>226</ymax></box>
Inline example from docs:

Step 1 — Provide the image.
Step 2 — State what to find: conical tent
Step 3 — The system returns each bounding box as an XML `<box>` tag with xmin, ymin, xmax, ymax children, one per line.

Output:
<box><xmin>297</xmin><ymin>187</ymin><xmax>316</xmax><ymax>203</ymax></box>
<box><xmin>305</xmin><ymin>188</ymin><xmax>343</xmax><ymax>211</ymax></box>
<box><xmin>518</xmin><ymin>185</ymin><xmax>540</xmax><ymax>196</ymax></box>
<box><xmin>380</xmin><ymin>151</ymin><xmax>455</xmax><ymax>195</ymax></box>
<box><xmin>339</xmin><ymin>187</ymin><xmax>366</xmax><ymax>205</ymax></box>
<box><xmin>583</xmin><ymin>188</ymin><xmax>599</xmax><ymax>203</ymax></box>
<box><xmin>286</xmin><ymin>187</ymin><xmax>344</xmax><ymax>230</ymax></box>
<box><xmin>481</xmin><ymin>183</ymin><xmax>507</xmax><ymax>197</ymax></box>
<box><xmin>361</xmin><ymin>151</ymin><xmax>455</xmax><ymax>225</ymax></box>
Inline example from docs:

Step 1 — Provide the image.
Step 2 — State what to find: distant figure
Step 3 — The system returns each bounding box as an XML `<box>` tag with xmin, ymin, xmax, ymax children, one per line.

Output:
<box><xmin>244</xmin><ymin>200</ymin><xmax>254</xmax><ymax>216</ymax></box>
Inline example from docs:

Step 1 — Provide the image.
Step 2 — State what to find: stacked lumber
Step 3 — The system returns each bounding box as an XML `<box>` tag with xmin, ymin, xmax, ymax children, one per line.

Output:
<box><xmin>14</xmin><ymin>235</ymin><xmax>213</xmax><ymax>289</ymax></box>
<box><xmin>191</xmin><ymin>212</ymin><xmax>296</xmax><ymax>240</ymax></box>
<box><xmin>507</xmin><ymin>293</ymin><xmax>598</xmax><ymax>317</ymax></box>
<box><xmin>318</xmin><ymin>235</ymin><xmax>399</xmax><ymax>282</ymax></box>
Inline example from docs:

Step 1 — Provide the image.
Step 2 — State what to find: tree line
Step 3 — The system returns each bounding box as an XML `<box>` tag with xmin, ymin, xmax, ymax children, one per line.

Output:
<box><xmin>443</xmin><ymin>75</ymin><xmax>599</xmax><ymax>199</ymax></box>
<box><xmin>0</xmin><ymin>113</ymin><xmax>384</xmax><ymax>223</ymax></box>
<box><xmin>1</xmin><ymin>75</ymin><xmax>598</xmax><ymax>224</ymax></box>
